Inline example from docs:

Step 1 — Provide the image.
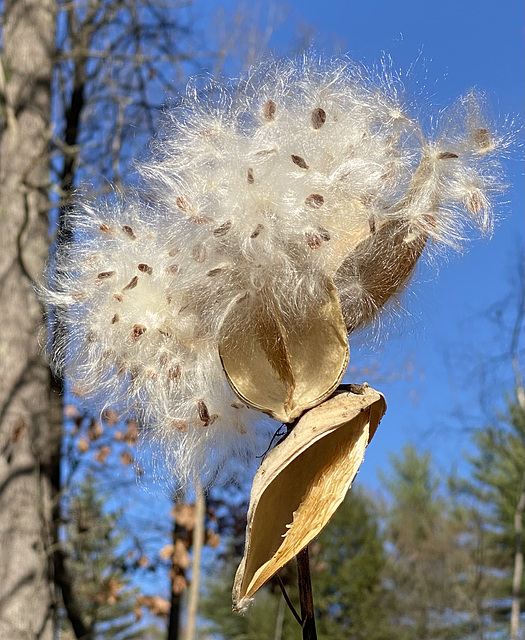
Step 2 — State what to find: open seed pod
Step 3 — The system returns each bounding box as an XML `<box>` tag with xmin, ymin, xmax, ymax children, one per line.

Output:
<box><xmin>232</xmin><ymin>385</ymin><xmax>386</xmax><ymax>611</ymax></box>
<box><xmin>334</xmin><ymin>218</ymin><xmax>428</xmax><ymax>334</ymax></box>
<box><xmin>219</xmin><ymin>280</ymin><xmax>349</xmax><ymax>423</ymax></box>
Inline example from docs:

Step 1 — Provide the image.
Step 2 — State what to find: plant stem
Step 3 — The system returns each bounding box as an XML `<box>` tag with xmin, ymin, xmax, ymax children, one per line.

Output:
<box><xmin>296</xmin><ymin>546</ymin><xmax>317</xmax><ymax>640</ymax></box>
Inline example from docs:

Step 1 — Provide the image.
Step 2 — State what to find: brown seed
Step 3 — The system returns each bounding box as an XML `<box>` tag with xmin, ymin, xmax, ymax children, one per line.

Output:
<box><xmin>168</xmin><ymin>364</ymin><xmax>181</xmax><ymax>381</ymax></box>
<box><xmin>305</xmin><ymin>231</ymin><xmax>323</xmax><ymax>250</ymax></box>
<box><xmin>206</xmin><ymin>267</ymin><xmax>224</xmax><ymax>277</ymax></box>
<box><xmin>467</xmin><ymin>191</ymin><xmax>484</xmax><ymax>213</ymax></box>
<box><xmin>263</xmin><ymin>99</ymin><xmax>276</xmax><ymax>121</ymax></box>
<box><xmin>97</xmin><ymin>271</ymin><xmax>115</xmax><ymax>280</ymax></box>
<box><xmin>99</xmin><ymin>223</ymin><xmax>113</xmax><ymax>234</ymax></box>
<box><xmin>317</xmin><ymin>226</ymin><xmax>331</xmax><ymax>241</ymax></box>
<box><xmin>176</xmin><ymin>195</ymin><xmax>190</xmax><ymax>212</ymax></box>
<box><xmin>247</xmin><ymin>167</ymin><xmax>254</xmax><ymax>184</ymax></box>
<box><xmin>123</xmin><ymin>275</ymin><xmax>139</xmax><ymax>291</ymax></box>
<box><xmin>157</xmin><ymin>327</ymin><xmax>172</xmax><ymax>338</ymax></box>
<box><xmin>122</xmin><ymin>225</ymin><xmax>137</xmax><ymax>240</ymax></box>
<box><xmin>369</xmin><ymin>217</ymin><xmax>376</xmax><ymax>234</ymax></box>
<box><xmin>189</xmin><ymin>215</ymin><xmax>212</xmax><ymax>225</ymax></box>
<box><xmin>131</xmin><ymin>324</ymin><xmax>147</xmax><ymax>341</ymax></box>
<box><xmin>197</xmin><ymin>399</ymin><xmax>211</xmax><ymax>426</ymax></box>
<box><xmin>255</xmin><ymin>148</ymin><xmax>277</xmax><ymax>157</ymax></box>
<box><xmin>192</xmin><ymin>244</ymin><xmax>207</xmax><ymax>263</ymax></box>
<box><xmin>138</xmin><ymin>263</ymin><xmax>153</xmax><ymax>275</ymax></box>
<box><xmin>250</xmin><ymin>223</ymin><xmax>264</xmax><ymax>239</ymax></box>
<box><xmin>311</xmin><ymin>108</ymin><xmax>326</xmax><ymax>129</ymax></box>
<box><xmin>291</xmin><ymin>154</ymin><xmax>309</xmax><ymax>169</ymax></box>
<box><xmin>113</xmin><ymin>293</ymin><xmax>123</xmax><ymax>302</ymax></box>
<box><xmin>165</xmin><ymin>264</ymin><xmax>179</xmax><ymax>275</ymax></box>
<box><xmin>213</xmin><ymin>220</ymin><xmax>232</xmax><ymax>236</ymax></box>
<box><xmin>168</xmin><ymin>247</ymin><xmax>180</xmax><ymax>257</ymax></box>
<box><xmin>474</xmin><ymin>128</ymin><xmax>491</xmax><ymax>150</ymax></box>
<box><xmin>438</xmin><ymin>151</ymin><xmax>459</xmax><ymax>160</ymax></box>
<box><xmin>111</xmin><ymin>314</ymin><xmax>120</xmax><ymax>324</ymax></box>
<box><xmin>305</xmin><ymin>194</ymin><xmax>324</xmax><ymax>208</ymax></box>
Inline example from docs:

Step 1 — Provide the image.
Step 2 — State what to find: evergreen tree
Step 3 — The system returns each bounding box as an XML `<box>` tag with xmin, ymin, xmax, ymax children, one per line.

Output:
<box><xmin>455</xmin><ymin>394</ymin><xmax>525</xmax><ymax>636</ymax></box>
<box><xmin>58</xmin><ymin>474</ymin><xmax>161</xmax><ymax>640</ymax></box>
<box><xmin>381</xmin><ymin>445</ymin><xmax>473</xmax><ymax>640</ymax></box>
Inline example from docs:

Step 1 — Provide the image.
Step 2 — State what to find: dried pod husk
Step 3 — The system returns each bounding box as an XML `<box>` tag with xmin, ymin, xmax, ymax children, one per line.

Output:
<box><xmin>219</xmin><ymin>280</ymin><xmax>349</xmax><ymax>423</ymax></box>
<box><xmin>232</xmin><ymin>386</ymin><xmax>386</xmax><ymax>611</ymax></box>
<box><xmin>334</xmin><ymin>219</ymin><xmax>427</xmax><ymax>334</ymax></box>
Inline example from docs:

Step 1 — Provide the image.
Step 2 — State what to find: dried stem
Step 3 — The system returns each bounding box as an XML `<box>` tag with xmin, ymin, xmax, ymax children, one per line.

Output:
<box><xmin>296</xmin><ymin>546</ymin><xmax>317</xmax><ymax>640</ymax></box>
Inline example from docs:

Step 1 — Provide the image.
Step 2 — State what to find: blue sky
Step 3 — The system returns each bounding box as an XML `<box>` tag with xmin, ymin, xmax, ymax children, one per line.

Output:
<box><xmin>195</xmin><ymin>0</ymin><xmax>525</xmax><ymax>490</ymax></box>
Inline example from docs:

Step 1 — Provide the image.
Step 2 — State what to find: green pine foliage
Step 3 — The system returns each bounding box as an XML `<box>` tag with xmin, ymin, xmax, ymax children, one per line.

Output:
<box><xmin>454</xmin><ymin>394</ymin><xmax>525</xmax><ymax>631</ymax></box>
<box><xmin>58</xmin><ymin>474</ymin><xmax>161</xmax><ymax>640</ymax></box>
<box><xmin>380</xmin><ymin>444</ymin><xmax>474</xmax><ymax>640</ymax></box>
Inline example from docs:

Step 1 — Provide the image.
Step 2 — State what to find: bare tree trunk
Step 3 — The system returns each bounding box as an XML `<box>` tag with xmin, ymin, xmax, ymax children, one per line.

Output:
<box><xmin>184</xmin><ymin>484</ymin><xmax>205</xmax><ymax>640</ymax></box>
<box><xmin>0</xmin><ymin>1</ymin><xmax>57</xmax><ymax>639</ymax></box>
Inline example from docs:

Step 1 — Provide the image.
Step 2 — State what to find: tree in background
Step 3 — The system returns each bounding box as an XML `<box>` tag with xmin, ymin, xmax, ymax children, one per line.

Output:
<box><xmin>453</xmin><ymin>394</ymin><xmax>525</xmax><ymax>639</ymax></box>
<box><xmin>380</xmin><ymin>445</ymin><xmax>474</xmax><ymax>640</ymax></box>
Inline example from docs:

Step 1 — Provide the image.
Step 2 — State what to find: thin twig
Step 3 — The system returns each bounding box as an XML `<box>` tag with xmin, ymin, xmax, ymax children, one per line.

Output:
<box><xmin>276</xmin><ymin>574</ymin><xmax>302</xmax><ymax>626</ymax></box>
<box><xmin>296</xmin><ymin>546</ymin><xmax>317</xmax><ymax>640</ymax></box>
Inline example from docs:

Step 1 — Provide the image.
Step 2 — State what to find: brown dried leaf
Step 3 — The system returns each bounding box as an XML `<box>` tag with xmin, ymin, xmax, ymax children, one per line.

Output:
<box><xmin>219</xmin><ymin>281</ymin><xmax>349</xmax><ymax>423</ymax></box>
<box><xmin>232</xmin><ymin>387</ymin><xmax>386</xmax><ymax>610</ymax></box>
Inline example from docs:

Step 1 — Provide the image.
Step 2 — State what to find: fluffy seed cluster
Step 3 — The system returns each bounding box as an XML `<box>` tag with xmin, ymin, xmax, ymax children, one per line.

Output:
<box><xmin>45</xmin><ymin>56</ymin><xmax>507</xmax><ymax>486</ymax></box>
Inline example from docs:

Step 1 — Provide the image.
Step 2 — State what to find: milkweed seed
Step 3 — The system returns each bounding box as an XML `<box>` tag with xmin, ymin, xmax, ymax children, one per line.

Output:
<box><xmin>263</xmin><ymin>99</ymin><xmax>276</xmax><ymax>121</ymax></box>
<box><xmin>113</xmin><ymin>293</ymin><xmax>123</xmax><ymax>302</ymax></box>
<box><xmin>99</xmin><ymin>223</ymin><xmax>113</xmax><ymax>234</ymax></box>
<box><xmin>165</xmin><ymin>264</ymin><xmax>179</xmax><ymax>275</ymax></box>
<box><xmin>291</xmin><ymin>154</ymin><xmax>309</xmax><ymax>169</ymax></box>
<box><xmin>172</xmin><ymin>419</ymin><xmax>188</xmax><ymax>433</ymax></box>
<box><xmin>473</xmin><ymin>128</ymin><xmax>491</xmax><ymax>150</ymax></box>
<box><xmin>438</xmin><ymin>151</ymin><xmax>459</xmax><ymax>160</ymax></box>
<box><xmin>111</xmin><ymin>314</ymin><xmax>120</xmax><ymax>324</ymax></box>
<box><xmin>467</xmin><ymin>191</ymin><xmax>484</xmax><ymax>213</ymax></box>
<box><xmin>250</xmin><ymin>223</ymin><xmax>264</xmax><ymax>239</ymax></box>
<box><xmin>305</xmin><ymin>231</ymin><xmax>323</xmax><ymax>250</ymax></box>
<box><xmin>255</xmin><ymin>148</ymin><xmax>277</xmax><ymax>157</ymax></box>
<box><xmin>189</xmin><ymin>215</ymin><xmax>212</xmax><ymax>225</ymax></box>
<box><xmin>123</xmin><ymin>276</ymin><xmax>139</xmax><ymax>291</ymax></box>
<box><xmin>192</xmin><ymin>244</ymin><xmax>207</xmax><ymax>262</ymax></box>
<box><xmin>317</xmin><ymin>226</ymin><xmax>331</xmax><ymax>241</ymax></box>
<box><xmin>168</xmin><ymin>247</ymin><xmax>180</xmax><ymax>257</ymax></box>
<box><xmin>369</xmin><ymin>217</ymin><xmax>376</xmax><ymax>234</ymax></box>
<box><xmin>97</xmin><ymin>271</ymin><xmax>115</xmax><ymax>280</ymax></box>
<box><xmin>213</xmin><ymin>220</ymin><xmax>232</xmax><ymax>236</ymax></box>
<box><xmin>176</xmin><ymin>195</ymin><xmax>190</xmax><ymax>211</ymax></box>
<box><xmin>206</xmin><ymin>267</ymin><xmax>223</xmax><ymax>277</ymax></box>
<box><xmin>247</xmin><ymin>167</ymin><xmax>254</xmax><ymax>184</ymax></box>
<box><xmin>157</xmin><ymin>327</ymin><xmax>172</xmax><ymax>338</ymax></box>
<box><xmin>122</xmin><ymin>225</ymin><xmax>136</xmax><ymax>240</ymax></box>
<box><xmin>305</xmin><ymin>194</ymin><xmax>324</xmax><ymax>208</ymax></box>
<box><xmin>138</xmin><ymin>263</ymin><xmax>152</xmax><ymax>275</ymax></box>
<box><xmin>197</xmin><ymin>399</ymin><xmax>211</xmax><ymax>426</ymax></box>
<box><xmin>311</xmin><ymin>108</ymin><xmax>326</xmax><ymax>129</ymax></box>
<box><xmin>168</xmin><ymin>364</ymin><xmax>181</xmax><ymax>381</ymax></box>
<box><xmin>131</xmin><ymin>324</ymin><xmax>147</xmax><ymax>341</ymax></box>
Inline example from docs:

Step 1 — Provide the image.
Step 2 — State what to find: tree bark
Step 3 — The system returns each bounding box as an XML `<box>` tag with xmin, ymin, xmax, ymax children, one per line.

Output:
<box><xmin>184</xmin><ymin>484</ymin><xmax>205</xmax><ymax>640</ymax></box>
<box><xmin>0</xmin><ymin>1</ymin><xmax>57</xmax><ymax>639</ymax></box>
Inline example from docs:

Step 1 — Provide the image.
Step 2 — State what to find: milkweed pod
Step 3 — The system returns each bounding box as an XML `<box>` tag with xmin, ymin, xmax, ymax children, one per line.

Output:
<box><xmin>232</xmin><ymin>386</ymin><xmax>386</xmax><ymax>611</ymax></box>
<box><xmin>219</xmin><ymin>280</ymin><xmax>349</xmax><ymax>423</ymax></box>
<box><xmin>334</xmin><ymin>218</ymin><xmax>428</xmax><ymax>334</ymax></box>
